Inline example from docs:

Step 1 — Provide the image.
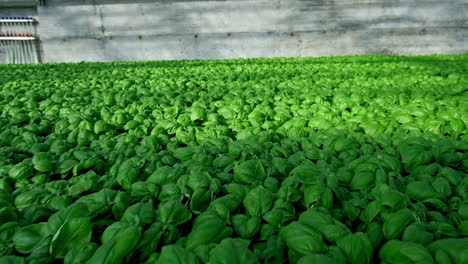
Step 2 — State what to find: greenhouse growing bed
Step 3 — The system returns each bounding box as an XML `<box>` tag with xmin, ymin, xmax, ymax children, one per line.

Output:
<box><xmin>0</xmin><ymin>54</ymin><xmax>467</xmax><ymax>264</ymax></box>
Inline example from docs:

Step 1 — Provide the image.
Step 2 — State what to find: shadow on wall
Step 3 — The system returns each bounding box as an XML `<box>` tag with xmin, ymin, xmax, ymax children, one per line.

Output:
<box><xmin>38</xmin><ymin>0</ymin><xmax>468</xmax><ymax>62</ymax></box>
<box><xmin>351</xmin><ymin>0</ymin><xmax>466</xmax><ymax>56</ymax></box>
<box><xmin>41</xmin><ymin>0</ymin><xmax>228</xmax><ymax>6</ymax></box>
<box><xmin>39</xmin><ymin>0</ymin><xmax>260</xmax><ymax>61</ymax></box>
<box><xmin>0</xmin><ymin>49</ymin><xmax>5</xmax><ymax>64</ymax></box>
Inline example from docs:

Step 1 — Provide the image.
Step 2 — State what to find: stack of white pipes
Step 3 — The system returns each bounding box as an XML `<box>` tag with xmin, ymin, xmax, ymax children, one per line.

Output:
<box><xmin>0</xmin><ymin>16</ymin><xmax>38</xmax><ymax>64</ymax></box>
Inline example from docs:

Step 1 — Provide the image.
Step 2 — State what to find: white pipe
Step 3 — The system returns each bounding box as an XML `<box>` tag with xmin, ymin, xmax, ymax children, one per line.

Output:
<box><xmin>17</xmin><ymin>42</ymin><xmax>22</xmax><ymax>64</ymax></box>
<box><xmin>16</xmin><ymin>42</ymin><xmax>20</xmax><ymax>64</ymax></box>
<box><xmin>15</xmin><ymin>40</ymin><xmax>20</xmax><ymax>63</ymax></box>
<box><xmin>17</xmin><ymin>41</ymin><xmax>24</xmax><ymax>64</ymax></box>
<box><xmin>31</xmin><ymin>40</ymin><xmax>38</xmax><ymax>63</ymax></box>
<box><xmin>28</xmin><ymin>21</ymin><xmax>33</xmax><ymax>35</ymax></box>
<box><xmin>26</xmin><ymin>40</ymin><xmax>32</xmax><ymax>63</ymax></box>
<box><xmin>0</xmin><ymin>19</ymin><xmax>34</xmax><ymax>23</ymax></box>
<box><xmin>9</xmin><ymin>41</ymin><xmax>14</xmax><ymax>64</ymax></box>
<box><xmin>12</xmin><ymin>42</ymin><xmax>16</xmax><ymax>64</ymax></box>
<box><xmin>9</xmin><ymin>41</ymin><xmax>13</xmax><ymax>64</ymax></box>
<box><xmin>2</xmin><ymin>40</ymin><xmax>8</xmax><ymax>64</ymax></box>
<box><xmin>3</xmin><ymin>22</ymin><xmax>9</xmax><ymax>36</ymax></box>
<box><xmin>18</xmin><ymin>41</ymin><xmax>22</xmax><ymax>63</ymax></box>
<box><xmin>26</xmin><ymin>41</ymin><xmax>31</xmax><ymax>64</ymax></box>
<box><xmin>21</xmin><ymin>41</ymin><xmax>27</xmax><ymax>63</ymax></box>
<box><xmin>15</xmin><ymin>42</ymin><xmax>20</xmax><ymax>64</ymax></box>
<box><xmin>0</xmin><ymin>37</ymin><xmax>35</xmax><ymax>40</ymax></box>
<box><xmin>3</xmin><ymin>41</ymin><xmax>7</xmax><ymax>64</ymax></box>
<box><xmin>4</xmin><ymin>22</ymin><xmax>9</xmax><ymax>35</ymax></box>
<box><xmin>26</xmin><ymin>41</ymin><xmax>32</xmax><ymax>64</ymax></box>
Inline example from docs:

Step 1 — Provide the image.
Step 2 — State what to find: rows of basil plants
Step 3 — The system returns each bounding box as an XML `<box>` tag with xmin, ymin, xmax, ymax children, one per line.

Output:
<box><xmin>0</xmin><ymin>55</ymin><xmax>467</xmax><ymax>263</ymax></box>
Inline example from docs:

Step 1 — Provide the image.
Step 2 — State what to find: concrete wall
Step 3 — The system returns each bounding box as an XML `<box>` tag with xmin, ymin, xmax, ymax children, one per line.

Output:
<box><xmin>2</xmin><ymin>0</ymin><xmax>468</xmax><ymax>63</ymax></box>
<box><xmin>0</xmin><ymin>0</ymin><xmax>36</xmax><ymax>8</ymax></box>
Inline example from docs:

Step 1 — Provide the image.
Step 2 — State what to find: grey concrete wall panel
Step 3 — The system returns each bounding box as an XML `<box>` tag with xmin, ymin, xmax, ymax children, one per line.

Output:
<box><xmin>0</xmin><ymin>0</ymin><xmax>36</xmax><ymax>7</ymax></box>
<box><xmin>38</xmin><ymin>5</ymin><xmax>102</xmax><ymax>39</ymax></box>
<box><xmin>0</xmin><ymin>6</ymin><xmax>36</xmax><ymax>16</ymax></box>
<box><xmin>42</xmin><ymin>38</ymin><xmax>106</xmax><ymax>63</ymax></box>
<box><xmin>3</xmin><ymin>0</ymin><xmax>468</xmax><ymax>63</ymax></box>
<box><xmin>0</xmin><ymin>50</ymin><xmax>4</xmax><ymax>64</ymax></box>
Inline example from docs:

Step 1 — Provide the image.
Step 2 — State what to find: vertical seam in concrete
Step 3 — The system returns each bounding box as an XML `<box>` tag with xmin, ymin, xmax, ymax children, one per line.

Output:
<box><xmin>99</xmin><ymin>6</ymin><xmax>105</xmax><ymax>37</ymax></box>
<box><xmin>464</xmin><ymin>3</ymin><xmax>468</xmax><ymax>23</ymax></box>
<box><xmin>278</xmin><ymin>0</ymin><xmax>283</xmax><ymax>57</ymax></box>
<box><xmin>98</xmin><ymin>4</ymin><xmax>106</xmax><ymax>61</ymax></box>
<box><xmin>91</xmin><ymin>0</ymin><xmax>106</xmax><ymax>61</ymax></box>
<box><xmin>16</xmin><ymin>0</ymin><xmax>468</xmax><ymax>62</ymax></box>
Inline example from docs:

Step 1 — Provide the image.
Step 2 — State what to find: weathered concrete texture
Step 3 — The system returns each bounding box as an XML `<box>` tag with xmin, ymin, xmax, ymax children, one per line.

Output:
<box><xmin>0</xmin><ymin>6</ymin><xmax>36</xmax><ymax>16</ymax></box>
<box><xmin>20</xmin><ymin>0</ymin><xmax>468</xmax><ymax>62</ymax></box>
<box><xmin>0</xmin><ymin>0</ymin><xmax>36</xmax><ymax>8</ymax></box>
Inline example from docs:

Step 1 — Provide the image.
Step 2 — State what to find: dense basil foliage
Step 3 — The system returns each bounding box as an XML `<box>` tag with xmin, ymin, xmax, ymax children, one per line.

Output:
<box><xmin>0</xmin><ymin>55</ymin><xmax>467</xmax><ymax>264</ymax></box>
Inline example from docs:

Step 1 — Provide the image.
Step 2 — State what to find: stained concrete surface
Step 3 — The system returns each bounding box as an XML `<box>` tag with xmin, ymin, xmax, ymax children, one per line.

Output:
<box><xmin>1</xmin><ymin>0</ymin><xmax>467</xmax><ymax>63</ymax></box>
